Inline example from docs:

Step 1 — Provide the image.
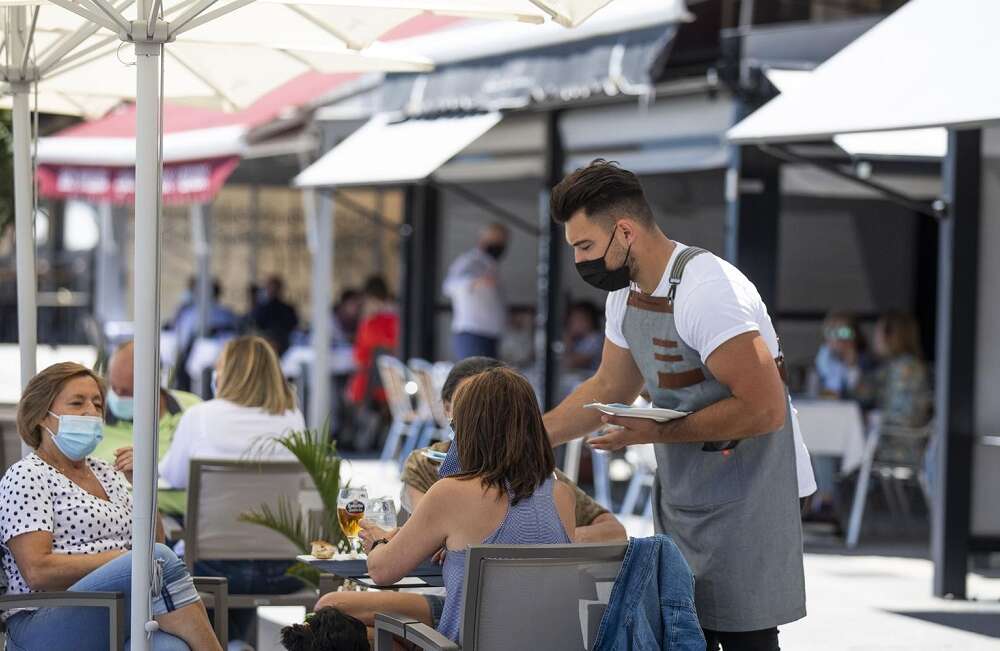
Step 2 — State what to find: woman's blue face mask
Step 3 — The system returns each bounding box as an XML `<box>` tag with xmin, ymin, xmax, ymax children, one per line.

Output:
<box><xmin>44</xmin><ymin>411</ymin><xmax>104</xmax><ymax>461</ymax></box>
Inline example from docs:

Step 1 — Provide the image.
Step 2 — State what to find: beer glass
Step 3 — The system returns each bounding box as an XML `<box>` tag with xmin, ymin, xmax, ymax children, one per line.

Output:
<box><xmin>367</xmin><ymin>496</ymin><xmax>398</xmax><ymax>533</ymax></box>
<box><xmin>337</xmin><ymin>486</ymin><xmax>368</xmax><ymax>549</ymax></box>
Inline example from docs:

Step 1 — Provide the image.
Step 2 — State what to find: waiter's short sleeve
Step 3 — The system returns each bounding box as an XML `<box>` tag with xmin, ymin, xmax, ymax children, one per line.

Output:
<box><xmin>675</xmin><ymin>276</ymin><xmax>762</xmax><ymax>364</ymax></box>
<box><xmin>604</xmin><ymin>288</ymin><xmax>630</xmax><ymax>349</ymax></box>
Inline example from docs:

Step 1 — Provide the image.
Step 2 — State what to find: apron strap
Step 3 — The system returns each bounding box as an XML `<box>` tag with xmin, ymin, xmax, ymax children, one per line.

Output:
<box><xmin>666</xmin><ymin>247</ymin><xmax>709</xmax><ymax>303</ymax></box>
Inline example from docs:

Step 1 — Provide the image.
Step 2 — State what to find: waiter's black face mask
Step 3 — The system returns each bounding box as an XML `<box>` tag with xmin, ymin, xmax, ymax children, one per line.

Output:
<box><xmin>576</xmin><ymin>224</ymin><xmax>632</xmax><ymax>292</ymax></box>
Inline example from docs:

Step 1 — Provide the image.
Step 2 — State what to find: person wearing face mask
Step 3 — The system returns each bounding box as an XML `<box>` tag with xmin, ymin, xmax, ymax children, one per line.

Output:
<box><xmin>93</xmin><ymin>340</ymin><xmax>201</xmax><ymax>517</ymax></box>
<box><xmin>543</xmin><ymin>160</ymin><xmax>816</xmax><ymax>651</ymax></box>
<box><xmin>0</xmin><ymin>362</ymin><xmax>223</xmax><ymax>651</ymax></box>
<box><xmin>442</xmin><ymin>222</ymin><xmax>510</xmax><ymax>360</ymax></box>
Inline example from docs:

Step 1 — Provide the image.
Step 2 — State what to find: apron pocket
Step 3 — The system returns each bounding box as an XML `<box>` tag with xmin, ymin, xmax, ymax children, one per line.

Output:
<box><xmin>660</xmin><ymin>446</ymin><xmax>745</xmax><ymax>508</ymax></box>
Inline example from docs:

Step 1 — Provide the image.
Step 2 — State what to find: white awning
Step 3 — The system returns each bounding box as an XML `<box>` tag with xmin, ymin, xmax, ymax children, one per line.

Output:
<box><xmin>294</xmin><ymin>112</ymin><xmax>502</xmax><ymax>187</ymax></box>
<box><xmin>728</xmin><ymin>0</ymin><xmax>1000</xmax><ymax>144</ymax></box>
<box><xmin>764</xmin><ymin>68</ymin><xmax>946</xmax><ymax>160</ymax></box>
<box><xmin>36</xmin><ymin>125</ymin><xmax>247</xmax><ymax>166</ymax></box>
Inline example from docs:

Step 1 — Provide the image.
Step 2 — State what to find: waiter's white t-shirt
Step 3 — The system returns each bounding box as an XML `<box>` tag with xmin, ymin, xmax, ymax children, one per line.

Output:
<box><xmin>605</xmin><ymin>242</ymin><xmax>817</xmax><ymax>497</ymax></box>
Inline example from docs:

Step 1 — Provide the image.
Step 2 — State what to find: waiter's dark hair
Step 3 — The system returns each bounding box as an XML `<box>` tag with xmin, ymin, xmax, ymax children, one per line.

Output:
<box><xmin>550</xmin><ymin>159</ymin><xmax>654</xmax><ymax>226</ymax></box>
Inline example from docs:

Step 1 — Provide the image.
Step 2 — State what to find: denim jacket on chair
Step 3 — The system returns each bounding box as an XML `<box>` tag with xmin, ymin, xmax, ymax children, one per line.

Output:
<box><xmin>594</xmin><ymin>535</ymin><xmax>705</xmax><ymax>651</ymax></box>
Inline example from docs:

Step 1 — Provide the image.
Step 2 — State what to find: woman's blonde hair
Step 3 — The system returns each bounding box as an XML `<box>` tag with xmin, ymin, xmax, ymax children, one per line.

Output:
<box><xmin>17</xmin><ymin>362</ymin><xmax>105</xmax><ymax>449</ymax></box>
<box><xmin>216</xmin><ymin>336</ymin><xmax>296</xmax><ymax>415</ymax></box>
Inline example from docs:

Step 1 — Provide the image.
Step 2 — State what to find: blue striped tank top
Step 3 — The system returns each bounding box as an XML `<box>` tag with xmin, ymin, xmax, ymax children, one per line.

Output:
<box><xmin>436</xmin><ymin>476</ymin><xmax>571</xmax><ymax>642</ymax></box>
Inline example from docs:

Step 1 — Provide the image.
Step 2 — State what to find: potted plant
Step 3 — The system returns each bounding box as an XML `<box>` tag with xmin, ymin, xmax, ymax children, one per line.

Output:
<box><xmin>239</xmin><ymin>426</ymin><xmax>347</xmax><ymax>587</ymax></box>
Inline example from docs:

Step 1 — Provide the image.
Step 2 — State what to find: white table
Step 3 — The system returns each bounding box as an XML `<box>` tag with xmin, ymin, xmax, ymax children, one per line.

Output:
<box><xmin>280</xmin><ymin>344</ymin><xmax>357</xmax><ymax>378</ymax></box>
<box><xmin>793</xmin><ymin>399</ymin><xmax>867</xmax><ymax>474</ymax></box>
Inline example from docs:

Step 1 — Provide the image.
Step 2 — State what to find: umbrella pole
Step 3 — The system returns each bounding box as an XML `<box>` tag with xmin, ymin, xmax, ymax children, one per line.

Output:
<box><xmin>12</xmin><ymin>83</ymin><xmax>36</xmax><ymax>394</ymax></box>
<box><xmin>10</xmin><ymin>7</ymin><xmax>37</xmax><ymax>402</ymax></box>
<box><xmin>308</xmin><ymin>190</ymin><xmax>333</xmax><ymax>431</ymax></box>
<box><xmin>130</xmin><ymin>36</ymin><xmax>164</xmax><ymax>651</ymax></box>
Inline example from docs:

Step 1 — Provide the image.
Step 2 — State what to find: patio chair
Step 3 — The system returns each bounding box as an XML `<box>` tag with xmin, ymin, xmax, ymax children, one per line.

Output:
<box><xmin>561</xmin><ymin>437</ymin><xmax>612</xmax><ymax>510</ymax></box>
<box><xmin>409</xmin><ymin>359</ymin><xmax>451</xmax><ymax>451</ymax></box>
<box><xmin>374</xmin><ymin>543</ymin><xmax>627</xmax><ymax>651</ymax></box>
<box><xmin>377</xmin><ymin>356</ymin><xmax>422</xmax><ymax>465</ymax></box>
<box><xmin>619</xmin><ymin>444</ymin><xmax>657</xmax><ymax>518</ymax></box>
<box><xmin>0</xmin><ymin>555</ymin><xmax>230</xmax><ymax>650</ymax></box>
<box><xmin>846</xmin><ymin>423</ymin><xmax>933</xmax><ymax>548</ymax></box>
<box><xmin>184</xmin><ymin>459</ymin><xmax>333</xmax><ymax>611</ymax></box>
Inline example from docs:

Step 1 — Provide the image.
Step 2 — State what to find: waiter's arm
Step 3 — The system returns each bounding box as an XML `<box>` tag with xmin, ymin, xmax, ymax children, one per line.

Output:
<box><xmin>591</xmin><ymin>331</ymin><xmax>785</xmax><ymax>449</ymax></box>
<box><xmin>545</xmin><ymin>338</ymin><xmax>645</xmax><ymax>446</ymax></box>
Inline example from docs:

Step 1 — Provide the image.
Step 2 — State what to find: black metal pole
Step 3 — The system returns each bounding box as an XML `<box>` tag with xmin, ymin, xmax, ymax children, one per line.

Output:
<box><xmin>417</xmin><ymin>183</ymin><xmax>439</xmax><ymax>361</ymax></box>
<box><xmin>537</xmin><ymin>111</ymin><xmax>565</xmax><ymax>411</ymax></box>
<box><xmin>400</xmin><ymin>186</ymin><xmax>417</xmax><ymax>363</ymax></box>
<box><xmin>400</xmin><ymin>183</ymin><xmax>439</xmax><ymax>362</ymax></box>
<box><xmin>932</xmin><ymin>129</ymin><xmax>981</xmax><ymax>599</ymax></box>
<box><xmin>726</xmin><ymin>143</ymin><xmax>781</xmax><ymax>311</ymax></box>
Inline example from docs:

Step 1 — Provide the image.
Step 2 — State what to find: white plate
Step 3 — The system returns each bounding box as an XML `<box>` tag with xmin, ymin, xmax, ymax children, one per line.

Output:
<box><xmin>585</xmin><ymin>402</ymin><xmax>689</xmax><ymax>423</ymax></box>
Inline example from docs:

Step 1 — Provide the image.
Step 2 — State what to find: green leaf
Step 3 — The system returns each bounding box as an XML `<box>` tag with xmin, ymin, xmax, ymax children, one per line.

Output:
<box><xmin>238</xmin><ymin>496</ymin><xmax>314</xmax><ymax>554</ymax></box>
<box><xmin>241</xmin><ymin>424</ymin><xmax>346</xmax><ymax>548</ymax></box>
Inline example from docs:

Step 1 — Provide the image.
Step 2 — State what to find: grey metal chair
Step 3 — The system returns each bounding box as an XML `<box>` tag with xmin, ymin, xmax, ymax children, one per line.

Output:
<box><xmin>619</xmin><ymin>444</ymin><xmax>658</xmax><ymax>518</ymax></box>
<box><xmin>374</xmin><ymin>543</ymin><xmax>627</xmax><ymax>651</ymax></box>
<box><xmin>0</xmin><ymin>558</ymin><xmax>229</xmax><ymax>650</ymax></box>
<box><xmin>847</xmin><ymin>423</ymin><xmax>933</xmax><ymax>548</ymax></box>
<box><xmin>185</xmin><ymin>459</ymin><xmax>324</xmax><ymax>610</ymax></box>
<box><xmin>0</xmin><ymin>577</ymin><xmax>124</xmax><ymax>650</ymax></box>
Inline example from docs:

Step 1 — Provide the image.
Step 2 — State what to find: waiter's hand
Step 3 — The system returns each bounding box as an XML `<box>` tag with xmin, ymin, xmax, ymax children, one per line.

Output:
<box><xmin>588</xmin><ymin>416</ymin><xmax>663</xmax><ymax>451</ymax></box>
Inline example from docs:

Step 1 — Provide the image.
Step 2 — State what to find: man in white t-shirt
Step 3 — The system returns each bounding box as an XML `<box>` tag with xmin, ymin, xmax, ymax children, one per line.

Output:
<box><xmin>442</xmin><ymin>223</ymin><xmax>509</xmax><ymax>360</ymax></box>
<box><xmin>543</xmin><ymin>160</ymin><xmax>814</xmax><ymax>651</ymax></box>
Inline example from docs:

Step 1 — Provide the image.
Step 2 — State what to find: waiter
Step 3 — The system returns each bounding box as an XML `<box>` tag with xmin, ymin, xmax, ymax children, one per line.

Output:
<box><xmin>544</xmin><ymin>160</ymin><xmax>814</xmax><ymax>651</ymax></box>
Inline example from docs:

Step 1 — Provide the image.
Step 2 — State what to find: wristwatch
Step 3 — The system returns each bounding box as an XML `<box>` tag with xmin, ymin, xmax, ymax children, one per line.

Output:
<box><xmin>369</xmin><ymin>538</ymin><xmax>390</xmax><ymax>551</ymax></box>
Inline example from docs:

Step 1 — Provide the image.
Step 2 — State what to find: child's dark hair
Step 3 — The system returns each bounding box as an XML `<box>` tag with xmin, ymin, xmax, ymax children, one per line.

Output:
<box><xmin>281</xmin><ymin>607</ymin><xmax>370</xmax><ymax>651</ymax></box>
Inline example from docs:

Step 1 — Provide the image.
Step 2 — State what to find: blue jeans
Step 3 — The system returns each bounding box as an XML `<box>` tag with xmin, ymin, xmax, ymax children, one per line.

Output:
<box><xmin>6</xmin><ymin>544</ymin><xmax>200</xmax><ymax>651</ymax></box>
<box><xmin>452</xmin><ymin>332</ymin><xmax>498</xmax><ymax>360</ymax></box>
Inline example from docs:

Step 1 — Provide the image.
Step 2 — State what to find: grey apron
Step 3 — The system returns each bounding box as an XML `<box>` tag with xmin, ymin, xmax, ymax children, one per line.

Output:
<box><xmin>621</xmin><ymin>246</ymin><xmax>806</xmax><ymax>632</ymax></box>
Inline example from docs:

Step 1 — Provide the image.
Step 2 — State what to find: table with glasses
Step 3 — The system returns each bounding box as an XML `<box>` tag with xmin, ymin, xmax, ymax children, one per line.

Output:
<box><xmin>296</xmin><ymin>555</ymin><xmax>444</xmax><ymax>589</ymax></box>
<box><xmin>299</xmin><ymin>489</ymin><xmax>444</xmax><ymax>589</ymax></box>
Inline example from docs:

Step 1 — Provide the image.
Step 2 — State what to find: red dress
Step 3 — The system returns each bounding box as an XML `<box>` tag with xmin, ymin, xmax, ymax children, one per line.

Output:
<box><xmin>348</xmin><ymin>310</ymin><xmax>399</xmax><ymax>405</ymax></box>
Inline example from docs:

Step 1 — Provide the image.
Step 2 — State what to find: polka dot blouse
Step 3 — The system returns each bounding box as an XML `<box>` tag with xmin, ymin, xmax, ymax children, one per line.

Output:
<box><xmin>0</xmin><ymin>454</ymin><xmax>133</xmax><ymax>608</ymax></box>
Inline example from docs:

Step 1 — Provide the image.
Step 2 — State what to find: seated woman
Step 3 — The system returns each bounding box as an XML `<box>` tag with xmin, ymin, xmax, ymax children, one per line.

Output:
<box><xmin>0</xmin><ymin>362</ymin><xmax>221</xmax><ymax>651</ymax></box>
<box><xmin>158</xmin><ymin>334</ymin><xmax>304</xmax><ymax>490</ymax></box>
<box><xmin>320</xmin><ymin>366</ymin><xmax>575</xmax><ymax>643</ymax></box>
<box><xmin>401</xmin><ymin>356</ymin><xmax>625</xmax><ymax>544</ymax></box>
<box><xmin>862</xmin><ymin>311</ymin><xmax>932</xmax><ymax>428</ymax></box>
<box><xmin>158</xmin><ymin>335</ymin><xmax>306</xmax><ymax>644</ymax></box>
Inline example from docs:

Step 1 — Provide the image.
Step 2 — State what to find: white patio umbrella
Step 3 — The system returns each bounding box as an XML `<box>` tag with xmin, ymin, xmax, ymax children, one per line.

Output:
<box><xmin>2</xmin><ymin>1</ymin><xmax>620</xmax><ymax>647</ymax></box>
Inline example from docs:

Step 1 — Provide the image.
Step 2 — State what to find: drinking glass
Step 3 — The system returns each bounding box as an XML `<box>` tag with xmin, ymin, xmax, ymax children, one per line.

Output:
<box><xmin>337</xmin><ymin>486</ymin><xmax>368</xmax><ymax>551</ymax></box>
<box><xmin>367</xmin><ymin>496</ymin><xmax>398</xmax><ymax>533</ymax></box>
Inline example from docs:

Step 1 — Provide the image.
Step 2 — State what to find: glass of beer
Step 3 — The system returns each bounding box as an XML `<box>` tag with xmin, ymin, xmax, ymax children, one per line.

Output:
<box><xmin>337</xmin><ymin>486</ymin><xmax>368</xmax><ymax>551</ymax></box>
